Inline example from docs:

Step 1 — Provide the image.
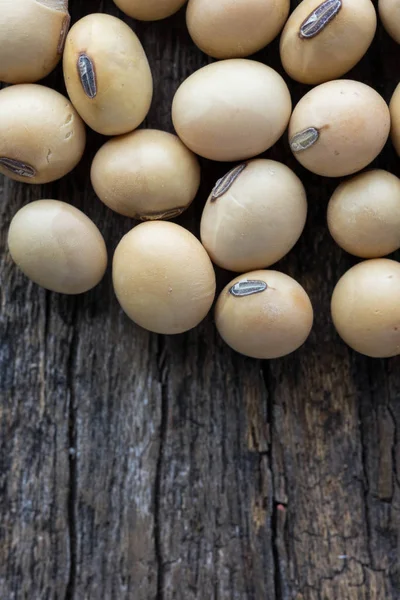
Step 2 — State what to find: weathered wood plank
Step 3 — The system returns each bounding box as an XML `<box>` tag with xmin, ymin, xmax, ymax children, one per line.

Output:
<box><xmin>1</xmin><ymin>1</ymin><xmax>400</xmax><ymax>599</ymax></box>
<box><xmin>0</xmin><ymin>178</ymin><xmax>71</xmax><ymax>599</ymax></box>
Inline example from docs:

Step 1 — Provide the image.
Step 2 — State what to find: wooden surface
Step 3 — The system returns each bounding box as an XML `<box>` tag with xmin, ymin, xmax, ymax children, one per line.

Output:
<box><xmin>1</xmin><ymin>1</ymin><xmax>400</xmax><ymax>599</ymax></box>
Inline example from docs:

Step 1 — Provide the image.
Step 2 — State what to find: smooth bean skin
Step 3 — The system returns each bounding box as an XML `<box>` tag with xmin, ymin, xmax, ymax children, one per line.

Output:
<box><xmin>113</xmin><ymin>222</ymin><xmax>216</xmax><ymax>335</ymax></box>
<box><xmin>331</xmin><ymin>259</ymin><xmax>400</xmax><ymax>357</ymax></box>
<box><xmin>289</xmin><ymin>80</ymin><xmax>390</xmax><ymax>177</ymax></box>
<box><xmin>215</xmin><ymin>270</ymin><xmax>314</xmax><ymax>359</ymax></box>
<box><xmin>8</xmin><ymin>200</ymin><xmax>107</xmax><ymax>294</ymax></box>
<box><xmin>63</xmin><ymin>13</ymin><xmax>153</xmax><ymax>136</ymax></box>
<box><xmin>0</xmin><ymin>84</ymin><xmax>86</xmax><ymax>184</ymax></box>
<box><xmin>113</xmin><ymin>0</ymin><xmax>187</xmax><ymax>20</ymax></box>
<box><xmin>172</xmin><ymin>59</ymin><xmax>292</xmax><ymax>162</ymax></box>
<box><xmin>0</xmin><ymin>0</ymin><xmax>71</xmax><ymax>83</ymax></box>
<box><xmin>91</xmin><ymin>130</ymin><xmax>200</xmax><ymax>220</ymax></box>
<box><xmin>201</xmin><ymin>159</ymin><xmax>307</xmax><ymax>272</ymax></box>
<box><xmin>187</xmin><ymin>0</ymin><xmax>290</xmax><ymax>59</ymax></box>
<box><xmin>280</xmin><ymin>0</ymin><xmax>376</xmax><ymax>84</ymax></box>
<box><xmin>328</xmin><ymin>170</ymin><xmax>400</xmax><ymax>258</ymax></box>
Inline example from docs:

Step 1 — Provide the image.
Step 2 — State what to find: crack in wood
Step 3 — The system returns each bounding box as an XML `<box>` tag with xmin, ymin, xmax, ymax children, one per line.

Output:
<box><xmin>154</xmin><ymin>337</ymin><xmax>168</xmax><ymax>600</ymax></box>
<box><xmin>386</xmin><ymin>403</ymin><xmax>400</xmax><ymax>489</ymax></box>
<box><xmin>65</xmin><ymin>301</ymin><xmax>79</xmax><ymax>600</ymax></box>
<box><xmin>261</xmin><ymin>363</ymin><xmax>283</xmax><ymax>600</ymax></box>
<box><xmin>360</xmin><ymin>363</ymin><xmax>376</xmax><ymax>574</ymax></box>
<box><xmin>40</xmin><ymin>290</ymin><xmax>50</xmax><ymax>410</ymax></box>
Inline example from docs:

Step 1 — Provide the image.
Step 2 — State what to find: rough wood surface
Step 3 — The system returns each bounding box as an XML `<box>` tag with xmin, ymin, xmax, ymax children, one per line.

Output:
<box><xmin>1</xmin><ymin>1</ymin><xmax>400</xmax><ymax>599</ymax></box>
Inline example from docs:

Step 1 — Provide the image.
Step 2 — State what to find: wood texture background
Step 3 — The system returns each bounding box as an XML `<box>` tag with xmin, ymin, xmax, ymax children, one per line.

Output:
<box><xmin>1</xmin><ymin>1</ymin><xmax>400</xmax><ymax>598</ymax></box>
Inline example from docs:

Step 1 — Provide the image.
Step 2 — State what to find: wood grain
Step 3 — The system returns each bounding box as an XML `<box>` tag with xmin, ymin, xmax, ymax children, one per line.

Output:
<box><xmin>1</xmin><ymin>1</ymin><xmax>400</xmax><ymax>599</ymax></box>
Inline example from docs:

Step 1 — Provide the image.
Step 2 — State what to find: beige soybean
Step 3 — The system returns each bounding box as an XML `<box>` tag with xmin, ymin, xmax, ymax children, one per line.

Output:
<box><xmin>280</xmin><ymin>0</ymin><xmax>376</xmax><ymax>85</ymax></box>
<box><xmin>8</xmin><ymin>200</ymin><xmax>107</xmax><ymax>294</ymax></box>
<box><xmin>172</xmin><ymin>59</ymin><xmax>292</xmax><ymax>162</ymax></box>
<box><xmin>215</xmin><ymin>270</ymin><xmax>314</xmax><ymax>359</ymax></box>
<box><xmin>113</xmin><ymin>0</ymin><xmax>187</xmax><ymax>20</ymax></box>
<box><xmin>0</xmin><ymin>0</ymin><xmax>70</xmax><ymax>84</ymax></box>
<box><xmin>201</xmin><ymin>159</ymin><xmax>307</xmax><ymax>272</ymax></box>
<box><xmin>289</xmin><ymin>79</ymin><xmax>390</xmax><ymax>177</ymax></box>
<box><xmin>113</xmin><ymin>222</ymin><xmax>216</xmax><ymax>335</ymax></box>
<box><xmin>328</xmin><ymin>170</ymin><xmax>400</xmax><ymax>258</ymax></box>
<box><xmin>331</xmin><ymin>259</ymin><xmax>400</xmax><ymax>357</ymax></box>
<box><xmin>379</xmin><ymin>0</ymin><xmax>400</xmax><ymax>43</ymax></box>
<box><xmin>91</xmin><ymin>129</ymin><xmax>201</xmax><ymax>220</ymax></box>
<box><xmin>63</xmin><ymin>13</ymin><xmax>153</xmax><ymax>136</ymax></box>
<box><xmin>390</xmin><ymin>83</ymin><xmax>400</xmax><ymax>156</ymax></box>
<box><xmin>186</xmin><ymin>0</ymin><xmax>290</xmax><ymax>59</ymax></box>
<box><xmin>0</xmin><ymin>84</ymin><xmax>86</xmax><ymax>185</ymax></box>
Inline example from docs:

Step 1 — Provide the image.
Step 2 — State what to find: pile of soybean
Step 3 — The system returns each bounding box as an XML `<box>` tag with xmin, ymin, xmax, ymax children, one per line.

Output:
<box><xmin>2</xmin><ymin>0</ymin><xmax>400</xmax><ymax>360</ymax></box>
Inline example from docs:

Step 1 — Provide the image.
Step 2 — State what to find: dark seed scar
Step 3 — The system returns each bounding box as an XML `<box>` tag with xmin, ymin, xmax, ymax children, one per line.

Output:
<box><xmin>78</xmin><ymin>53</ymin><xmax>97</xmax><ymax>99</ymax></box>
<box><xmin>290</xmin><ymin>127</ymin><xmax>320</xmax><ymax>153</ymax></box>
<box><xmin>58</xmin><ymin>14</ymin><xmax>71</xmax><ymax>54</ymax></box>
<box><xmin>230</xmin><ymin>280</ymin><xmax>268</xmax><ymax>297</ymax></box>
<box><xmin>211</xmin><ymin>163</ymin><xmax>247</xmax><ymax>202</ymax></box>
<box><xmin>139</xmin><ymin>207</ymin><xmax>186</xmax><ymax>221</ymax></box>
<box><xmin>300</xmin><ymin>0</ymin><xmax>342</xmax><ymax>39</ymax></box>
<box><xmin>0</xmin><ymin>158</ymin><xmax>36</xmax><ymax>178</ymax></box>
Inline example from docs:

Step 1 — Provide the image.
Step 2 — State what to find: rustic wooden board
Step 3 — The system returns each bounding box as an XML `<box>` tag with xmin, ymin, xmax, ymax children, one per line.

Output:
<box><xmin>1</xmin><ymin>1</ymin><xmax>400</xmax><ymax>598</ymax></box>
